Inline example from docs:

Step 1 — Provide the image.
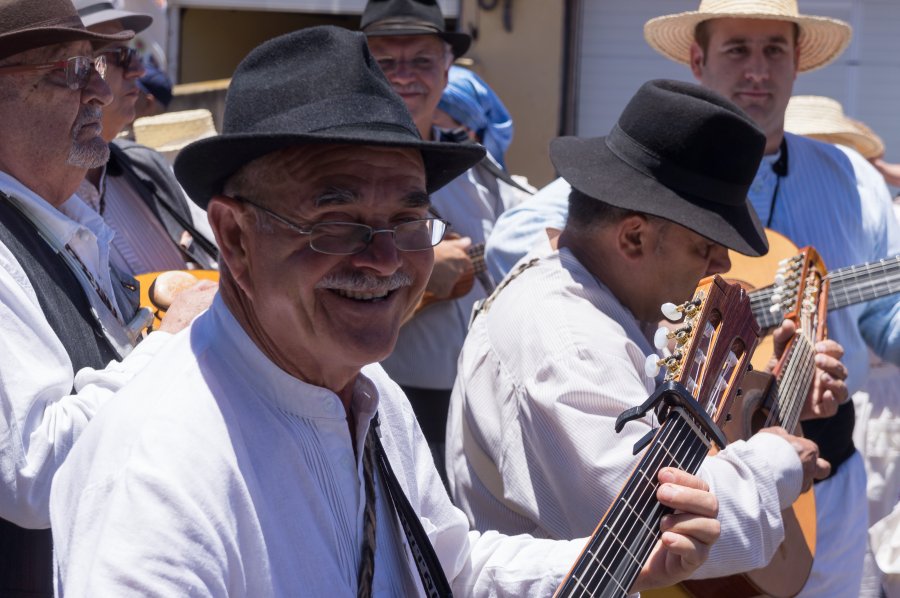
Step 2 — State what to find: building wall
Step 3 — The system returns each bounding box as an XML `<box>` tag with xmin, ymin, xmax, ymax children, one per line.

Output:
<box><xmin>457</xmin><ymin>0</ymin><xmax>567</xmax><ymax>187</ymax></box>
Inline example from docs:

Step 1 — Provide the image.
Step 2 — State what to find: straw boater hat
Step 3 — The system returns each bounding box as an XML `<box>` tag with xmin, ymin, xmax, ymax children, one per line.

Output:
<box><xmin>134</xmin><ymin>109</ymin><xmax>218</xmax><ymax>162</ymax></box>
<box><xmin>784</xmin><ymin>95</ymin><xmax>885</xmax><ymax>159</ymax></box>
<box><xmin>644</xmin><ymin>0</ymin><xmax>852</xmax><ymax>73</ymax></box>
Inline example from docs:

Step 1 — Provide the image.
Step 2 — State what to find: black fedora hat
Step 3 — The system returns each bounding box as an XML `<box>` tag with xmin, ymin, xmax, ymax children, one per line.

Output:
<box><xmin>0</xmin><ymin>0</ymin><xmax>133</xmax><ymax>61</ymax></box>
<box><xmin>175</xmin><ymin>26</ymin><xmax>484</xmax><ymax>209</ymax></box>
<box><xmin>75</xmin><ymin>0</ymin><xmax>153</xmax><ymax>35</ymax></box>
<box><xmin>551</xmin><ymin>79</ymin><xmax>769</xmax><ymax>257</ymax></box>
<box><xmin>361</xmin><ymin>0</ymin><xmax>471</xmax><ymax>58</ymax></box>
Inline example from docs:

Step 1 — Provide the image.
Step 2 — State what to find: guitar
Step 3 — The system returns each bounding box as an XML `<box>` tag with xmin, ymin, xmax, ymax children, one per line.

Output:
<box><xmin>555</xmin><ymin>275</ymin><xmax>759</xmax><ymax>598</ymax></box>
<box><xmin>662</xmin><ymin>244</ymin><xmax>830</xmax><ymax>598</ymax></box>
<box><xmin>414</xmin><ymin>241</ymin><xmax>493</xmax><ymax>315</ymax></box>
<box><xmin>135</xmin><ymin>270</ymin><xmax>219</xmax><ymax>331</ymax></box>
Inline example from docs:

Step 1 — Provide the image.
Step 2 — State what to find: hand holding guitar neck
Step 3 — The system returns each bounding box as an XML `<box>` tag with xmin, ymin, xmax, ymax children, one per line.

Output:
<box><xmin>768</xmin><ymin>319</ymin><xmax>848</xmax><ymax>420</ymax></box>
<box><xmin>137</xmin><ymin>270</ymin><xmax>219</xmax><ymax>334</ymax></box>
<box><xmin>758</xmin><ymin>426</ymin><xmax>831</xmax><ymax>492</ymax></box>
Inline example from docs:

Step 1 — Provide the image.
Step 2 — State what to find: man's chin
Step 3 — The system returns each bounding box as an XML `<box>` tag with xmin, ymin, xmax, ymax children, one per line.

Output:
<box><xmin>67</xmin><ymin>138</ymin><xmax>110</xmax><ymax>169</ymax></box>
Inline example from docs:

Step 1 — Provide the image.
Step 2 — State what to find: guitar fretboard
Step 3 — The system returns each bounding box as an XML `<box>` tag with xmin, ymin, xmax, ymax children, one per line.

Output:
<box><xmin>556</xmin><ymin>410</ymin><xmax>710</xmax><ymax>598</ymax></box>
<box><xmin>750</xmin><ymin>254</ymin><xmax>900</xmax><ymax>329</ymax></box>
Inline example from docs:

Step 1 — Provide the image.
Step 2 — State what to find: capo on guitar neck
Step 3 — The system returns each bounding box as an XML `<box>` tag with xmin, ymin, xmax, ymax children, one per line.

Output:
<box><xmin>615</xmin><ymin>381</ymin><xmax>729</xmax><ymax>455</ymax></box>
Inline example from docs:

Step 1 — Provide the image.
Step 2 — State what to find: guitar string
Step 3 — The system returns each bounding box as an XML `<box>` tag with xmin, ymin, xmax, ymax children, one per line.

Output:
<box><xmin>765</xmin><ymin>333</ymin><xmax>816</xmax><ymax>430</ymax></box>
<box><xmin>576</xmin><ymin>420</ymin><xmax>708</xmax><ymax>597</ymax></box>
<box><xmin>563</xmin><ymin>415</ymin><xmax>709</xmax><ymax>597</ymax></box>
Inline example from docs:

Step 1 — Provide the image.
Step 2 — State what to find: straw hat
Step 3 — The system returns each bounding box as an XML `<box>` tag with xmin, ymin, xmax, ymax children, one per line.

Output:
<box><xmin>784</xmin><ymin>95</ymin><xmax>884</xmax><ymax>159</ymax></box>
<box><xmin>644</xmin><ymin>0</ymin><xmax>852</xmax><ymax>73</ymax></box>
<box><xmin>134</xmin><ymin>109</ymin><xmax>218</xmax><ymax>162</ymax></box>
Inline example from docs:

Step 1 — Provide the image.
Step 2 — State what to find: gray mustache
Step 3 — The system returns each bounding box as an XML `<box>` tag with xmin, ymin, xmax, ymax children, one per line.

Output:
<box><xmin>72</xmin><ymin>105</ymin><xmax>103</xmax><ymax>136</ymax></box>
<box><xmin>315</xmin><ymin>271</ymin><xmax>414</xmax><ymax>293</ymax></box>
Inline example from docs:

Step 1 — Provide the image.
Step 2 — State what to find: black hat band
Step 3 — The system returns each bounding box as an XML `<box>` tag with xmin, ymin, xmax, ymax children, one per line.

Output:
<box><xmin>605</xmin><ymin>123</ymin><xmax>746</xmax><ymax>206</ymax></box>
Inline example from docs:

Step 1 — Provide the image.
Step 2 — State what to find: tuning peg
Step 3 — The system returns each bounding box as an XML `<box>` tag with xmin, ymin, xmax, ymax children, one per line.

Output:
<box><xmin>769</xmin><ymin>304</ymin><xmax>783</xmax><ymax>314</ymax></box>
<box><xmin>653</xmin><ymin>327</ymin><xmax>670</xmax><ymax>350</ymax></box>
<box><xmin>644</xmin><ymin>354</ymin><xmax>662</xmax><ymax>378</ymax></box>
<box><xmin>774</xmin><ymin>273</ymin><xmax>785</xmax><ymax>286</ymax></box>
<box><xmin>770</xmin><ymin>292</ymin><xmax>783</xmax><ymax>304</ymax></box>
<box><xmin>661</xmin><ymin>302</ymin><xmax>681</xmax><ymax>321</ymax></box>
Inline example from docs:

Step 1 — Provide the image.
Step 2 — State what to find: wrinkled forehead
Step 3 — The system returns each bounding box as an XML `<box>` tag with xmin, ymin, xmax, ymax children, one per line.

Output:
<box><xmin>366</xmin><ymin>33</ymin><xmax>446</xmax><ymax>56</ymax></box>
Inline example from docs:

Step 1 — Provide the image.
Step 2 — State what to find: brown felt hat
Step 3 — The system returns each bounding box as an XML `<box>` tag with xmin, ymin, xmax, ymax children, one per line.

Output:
<box><xmin>0</xmin><ymin>0</ymin><xmax>133</xmax><ymax>61</ymax></box>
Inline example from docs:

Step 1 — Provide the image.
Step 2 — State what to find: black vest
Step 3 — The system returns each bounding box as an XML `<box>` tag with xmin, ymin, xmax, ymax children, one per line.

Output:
<box><xmin>0</xmin><ymin>196</ymin><xmax>120</xmax><ymax>597</ymax></box>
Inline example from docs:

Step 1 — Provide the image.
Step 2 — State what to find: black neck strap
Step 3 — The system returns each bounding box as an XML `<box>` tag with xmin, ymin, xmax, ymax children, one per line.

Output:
<box><xmin>368</xmin><ymin>413</ymin><xmax>453</xmax><ymax>597</ymax></box>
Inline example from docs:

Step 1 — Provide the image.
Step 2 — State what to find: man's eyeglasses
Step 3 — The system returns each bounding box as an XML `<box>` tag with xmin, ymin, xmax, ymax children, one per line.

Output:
<box><xmin>99</xmin><ymin>47</ymin><xmax>141</xmax><ymax>70</ymax></box>
<box><xmin>374</xmin><ymin>54</ymin><xmax>443</xmax><ymax>75</ymax></box>
<box><xmin>0</xmin><ymin>55</ymin><xmax>107</xmax><ymax>90</ymax></box>
<box><xmin>236</xmin><ymin>195</ymin><xmax>448</xmax><ymax>255</ymax></box>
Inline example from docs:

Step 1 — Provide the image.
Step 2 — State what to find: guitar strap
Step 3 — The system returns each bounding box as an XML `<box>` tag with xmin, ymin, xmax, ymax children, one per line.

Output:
<box><xmin>368</xmin><ymin>413</ymin><xmax>453</xmax><ymax>598</ymax></box>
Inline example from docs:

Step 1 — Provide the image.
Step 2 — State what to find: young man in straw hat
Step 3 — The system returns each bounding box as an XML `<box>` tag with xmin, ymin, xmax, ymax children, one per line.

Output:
<box><xmin>74</xmin><ymin>0</ymin><xmax>218</xmax><ymax>275</ymax></box>
<box><xmin>644</xmin><ymin>2</ymin><xmax>900</xmax><ymax>595</ymax></box>
<box><xmin>50</xmin><ymin>27</ymin><xmax>722</xmax><ymax>596</ymax></box>
<box><xmin>362</xmin><ymin>0</ymin><xmax>519</xmax><ymax>483</ymax></box>
<box><xmin>447</xmin><ymin>77</ymin><xmax>837</xmax><ymax>585</ymax></box>
<box><xmin>0</xmin><ymin>1</ymin><xmax>213</xmax><ymax>595</ymax></box>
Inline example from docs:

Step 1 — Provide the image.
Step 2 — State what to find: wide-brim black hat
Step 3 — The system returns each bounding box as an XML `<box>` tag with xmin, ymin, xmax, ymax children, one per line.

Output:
<box><xmin>75</xmin><ymin>0</ymin><xmax>153</xmax><ymax>35</ymax></box>
<box><xmin>0</xmin><ymin>0</ymin><xmax>133</xmax><ymax>61</ymax></box>
<box><xmin>361</xmin><ymin>0</ymin><xmax>471</xmax><ymax>58</ymax></box>
<box><xmin>551</xmin><ymin>79</ymin><xmax>768</xmax><ymax>257</ymax></box>
<box><xmin>175</xmin><ymin>26</ymin><xmax>484</xmax><ymax>209</ymax></box>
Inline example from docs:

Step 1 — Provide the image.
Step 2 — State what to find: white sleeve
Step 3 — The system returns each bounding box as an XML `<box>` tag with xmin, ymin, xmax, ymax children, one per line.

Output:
<box><xmin>0</xmin><ymin>241</ymin><xmax>170</xmax><ymax>527</ymax></box>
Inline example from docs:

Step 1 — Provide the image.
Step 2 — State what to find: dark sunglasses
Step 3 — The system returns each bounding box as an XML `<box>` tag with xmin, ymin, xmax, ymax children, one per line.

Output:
<box><xmin>100</xmin><ymin>46</ymin><xmax>141</xmax><ymax>69</ymax></box>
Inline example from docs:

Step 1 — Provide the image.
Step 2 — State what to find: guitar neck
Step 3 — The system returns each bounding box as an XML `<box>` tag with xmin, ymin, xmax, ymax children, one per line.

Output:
<box><xmin>555</xmin><ymin>412</ymin><xmax>711</xmax><ymax>598</ymax></box>
<box><xmin>751</xmin><ymin>254</ymin><xmax>900</xmax><ymax>329</ymax></box>
<box><xmin>767</xmin><ymin>333</ymin><xmax>816</xmax><ymax>432</ymax></box>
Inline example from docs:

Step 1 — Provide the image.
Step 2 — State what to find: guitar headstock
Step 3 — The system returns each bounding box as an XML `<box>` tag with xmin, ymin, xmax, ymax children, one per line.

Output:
<box><xmin>646</xmin><ymin>275</ymin><xmax>760</xmax><ymax>429</ymax></box>
<box><xmin>767</xmin><ymin>248</ymin><xmax>829</xmax><ymax>376</ymax></box>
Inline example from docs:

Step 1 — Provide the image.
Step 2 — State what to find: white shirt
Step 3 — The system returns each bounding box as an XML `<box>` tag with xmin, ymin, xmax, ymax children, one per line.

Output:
<box><xmin>77</xmin><ymin>172</ymin><xmax>188</xmax><ymax>276</ymax></box>
<box><xmin>447</xmin><ymin>241</ymin><xmax>804</xmax><ymax>579</ymax></box>
<box><xmin>0</xmin><ymin>173</ymin><xmax>171</xmax><ymax>528</ymax></box>
<box><xmin>51</xmin><ymin>295</ymin><xmax>585</xmax><ymax>597</ymax></box>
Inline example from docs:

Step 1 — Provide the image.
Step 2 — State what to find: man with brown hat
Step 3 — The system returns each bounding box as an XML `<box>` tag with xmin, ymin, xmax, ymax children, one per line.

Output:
<box><xmin>0</xmin><ymin>1</ymin><xmax>213</xmax><ymax>595</ymax></box>
<box><xmin>361</xmin><ymin>0</ymin><xmax>518</xmax><ymax>483</ymax></box>
<box><xmin>74</xmin><ymin>0</ymin><xmax>218</xmax><ymax>275</ymax></box>
<box><xmin>643</xmin><ymin>2</ymin><xmax>900</xmax><ymax>595</ymax></box>
<box><xmin>50</xmin><ymin>27</ymin><xmax>722</xmax><ymax>596</ymax></box>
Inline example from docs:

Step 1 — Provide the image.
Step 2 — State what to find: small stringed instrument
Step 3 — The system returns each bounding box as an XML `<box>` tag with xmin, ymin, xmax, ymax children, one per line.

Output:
<box><xmin>555</xmin><ymin>275</ymin><xmax>759</xmax><ymax>598</ymax></box>
<box><xmin>665</xmin><ymin>245</ymin><xmax>830</xmax><ymax>598</ymax></box>
<box><xmin>415</xmin><ymin>241</ymin><xmax>493</xmax><ymax>314</ymax></box>
<box><xmin>135</xmin><ymin>270</ymin><xmax>219</xmax><ymax>331</ymax></box>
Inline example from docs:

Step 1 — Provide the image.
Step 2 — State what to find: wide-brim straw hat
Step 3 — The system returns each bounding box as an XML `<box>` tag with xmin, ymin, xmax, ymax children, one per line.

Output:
<box><xmin>0</xmin><ymin>0</ymin><xmax>133</xmax><ymax>60</ymax></box>
<box><xmin>134</xmin><ymin>109</ymin><xmax>218</xmax><ymax>160</ymax></box>
<box><xmin>785</xmin><ymin>95</ymin><xmax>884</xmax><ymax>159</ymax></box>
<box><xmin>551</xmin><ymin>79</ymin><xmax>768</xmax><ymax>257</ymax></box>
<box><xmin>175</xmin><ymin>26</ymin><xmax>484</xmax><ymax>209</ymax></box>
<box><xmin>644</xmin><ymin>0</ymin><xmax>852</xmax><ymax>73</ymax></box>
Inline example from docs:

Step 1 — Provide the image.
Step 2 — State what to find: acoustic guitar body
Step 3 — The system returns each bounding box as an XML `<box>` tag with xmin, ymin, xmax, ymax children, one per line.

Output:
<box><xmin>647</xmin><ymin>229</ymin><xmax>817</xmax><ymax>598</ymax></box>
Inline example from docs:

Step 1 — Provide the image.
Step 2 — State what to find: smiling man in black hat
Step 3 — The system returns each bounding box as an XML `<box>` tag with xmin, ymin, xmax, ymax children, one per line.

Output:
<box><xmin>362</xmin><ymin>0</ymin><xmax>519</xmax><ymax>483</ymax></box>
<box><xmin>0</xmin><ymin>0</ymin><xmax>213</xmax><ymax>596</ymax></box>
<box><xmin>446</xmin><ymin>79</ymin><xmax>837</xmax><ymax>582</ymax></box>
<box><xmin>50</xmin><ymin>28</ymin><xmax>721</xmax><ymax>596</ymax></box>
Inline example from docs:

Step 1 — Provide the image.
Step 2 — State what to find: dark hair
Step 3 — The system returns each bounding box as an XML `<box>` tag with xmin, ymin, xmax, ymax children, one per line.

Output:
<box><xmin>567</xmin><ymin>186</ymin><xmax>636</xmax><ymax>229</ymax></box>
<box><xmin>694</xmin><ymin>19</ymin><xmax>800</xmax><ymax>58</ymax></box>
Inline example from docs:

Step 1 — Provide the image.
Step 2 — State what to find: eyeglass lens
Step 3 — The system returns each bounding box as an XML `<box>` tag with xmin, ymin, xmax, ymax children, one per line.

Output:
<box><xmin>375</xmin><ymin>54</ymin><xmax>441</xmax><ymax>74</ymax></box>
<box><xmin>67</xmin><ymin>55</ymin><xmax>106</xmax><ymax>90</ymax></box>
<box><xmin>310</xmin><ymin>220</ymin><xmax>446</xmax><ymax>255</ymax></box>
<box><xmin>105</xmin><ymin>47</ymin><xmax>139</xmax><ymax>69</ymax></box>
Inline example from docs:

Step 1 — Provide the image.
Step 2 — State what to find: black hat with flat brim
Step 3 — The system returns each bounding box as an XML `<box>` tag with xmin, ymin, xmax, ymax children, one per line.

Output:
<box><xmin>175</xmin><ymin>26</ymin><xmax>484</xmax><ymax>209</ymax></box>
<box><xmin>551</xmin><ymin>79</ymin><xmax>769</xmax><ymax>257</ymax></box>
<box><xmin>361</xmin><ymin>0</ymin><xmax>471</xmax><ymax>58</ymax></box>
